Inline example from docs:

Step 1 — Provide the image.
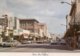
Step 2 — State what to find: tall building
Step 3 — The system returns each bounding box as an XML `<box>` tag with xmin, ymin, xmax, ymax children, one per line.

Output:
<box><xmin>0</xmin><ymin>15</ymin><xmax>8</xmax><ymax>28</ymax></box>
<box><xmin>19</xmin><ymin>19</ymin><xmax>39</xmax><ymax>34</ymax></box>
<box><xmin>18</xmin><ymin>19</ymin><xmax>49</xmax><ymax>38</ymax></box>
<box><xmin>0</xmin><ymin>15</ymin><xmax>15</xmax><ymax>30</ymax></box>
<box><xmin>69</xmin><ymin>0</ymin><xmax>80</xmax><ymax>25</ymax></box>
<box><xmin>0</xmin><ymin>15</ymin><xmax>16</xmax><ymax>41</ymax></box>
<box><xmin>64</xmin><ymin>0</ymin><xmax>80</xmax><ymax>48</ymax></box>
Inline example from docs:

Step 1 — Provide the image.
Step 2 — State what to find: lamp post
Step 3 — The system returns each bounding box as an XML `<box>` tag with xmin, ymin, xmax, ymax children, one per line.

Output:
<box><xmin>61</xmin><ymin>1</ymin><xmax>72</xmax><ymax>6</ymax></box>
<box><xmin>61</xmin><ymin>1</ymin><xmax>72</xmax><ymax>31</ymax></box>
<box><xmin>61</xmin><ymin>0</ymin><xmax>76</xmax><ymax>6</ymax></box>
<box><xmin>61</xmin><ymin>15</ymin><xmax>68</xmax><ymax>31</ymax></box>
<box><xmin>66</xmin><ymin>15</ymin><xmax>68</xmax><ymax>30</ymax></box>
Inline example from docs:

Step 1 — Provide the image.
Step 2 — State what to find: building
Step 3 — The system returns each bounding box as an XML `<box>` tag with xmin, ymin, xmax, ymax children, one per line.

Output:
<box><xmin>37</xmin><ymin>23</ymin><xmax>50</xmax><ymax>42</ymax></box>
<box><xmin>13</xmin><ymin>29</ymin><xmax>30</xmax><ymax>42</ymax></box>
<box><xmin>19</xmin><ymin>19</ymin><xmax>39</xmax><ymax>34</ymax></box>
<box><xmin>0</xmin><ymin>25</ymin><xmax>3</xmax><ymax>42</ymax></box>
<box><xmin>0</xmin><ymin>14</ymin><xmax>21</xmax><ymax>42</ymax></box>
<box><xmin>64</xmin><ymin>0</ymin><xmax>80</xmax><ymax>49</ymax></box>
<box><xmin>0</xmin><ymin>15</ymin><xmax>15</xmax><ymax>29</ymax></box>
<box><xmin>0</xmin><ymin>15</ymin><xmax>49</xmax><ymax>42</ymax></box>
<box><xmin>16</xmin><ymin>18</ymin><xmax>49</xmax><ymax>41</ymax></box>
<box><xmin>38</xmin><ymin>23</ymin><xmax>48</xmax><ymax>37</ymax></box>
<box><xmin>0</xmin><ymin>15</ymin><xmax>15</xmax><ymax>41</ymax></box>
<box><xmin>0</xmin><ymin>14</ymin><xmax>50</xmax><ymax>43</ymax></box>
<box><xmin>0</xmin><ymin>14</ymin><xmax>49</xmax><ymax>43</ymax></box>
<box><xmin>15</xmin><ymin>19</ymin><xmax>39</xmax><ymax>41</ymax></box>
<box><xmin>50</xmin><ymin>34</ymin><xmax>57</xmax><ymax>42</ymax></box>
<box><xmin>0</xmin><ymin>15</ymin><xmax>8</xmax><ymax>28</ymax></box>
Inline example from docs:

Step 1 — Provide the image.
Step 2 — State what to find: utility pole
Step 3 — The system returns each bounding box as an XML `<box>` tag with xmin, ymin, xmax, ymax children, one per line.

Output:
<box><xmin>66</xmin><ymin>15</ymin><xmax>68</xmax><ymax>30</ymax></box>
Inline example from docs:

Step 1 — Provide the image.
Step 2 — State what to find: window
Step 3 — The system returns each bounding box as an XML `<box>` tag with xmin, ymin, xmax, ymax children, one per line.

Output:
<box><xmin>27</xmin><ymin>22</ymin><xmax>33</xmax><ymax>26</ymax></box>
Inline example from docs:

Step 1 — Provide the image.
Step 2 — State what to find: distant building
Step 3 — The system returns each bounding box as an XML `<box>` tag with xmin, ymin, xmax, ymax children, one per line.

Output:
<box><xmin>0</xmin><ymin>25</ymin><xmax>3</xmax><ymax>42</ymax></box>
<box><xmin>38</xmin><ymin>23</ymin><xmax>48</xmax><ymax>37</ymax></box>
<box><xmin>0</xmin><ymin>15</ymin><xmax>49</xmax><ymax>42</ymax></box>
<box><xmin>50</xmin><ymin>34</ymin><xmax>58</xmax><ymax>41</ymax></box>
<box><xmin>15</xmin><ymin>19</ymin><xmax>50</xmax><ymax>41</ymax></box>
<box><xmin>0</xmin><ymin>15</ymin><xmax>8</xmax><ymax>28</ymax></box>
<box><xmin>19</xmin><ymin>19</ymin><xmax>39</xmax><ymax>34</ymax></box>
<box><xmin>0</xmin><ymin>15</ymin><xmax>15</xmax><ymax>41</ymax></box>
<box><xmin>0</xmin><ymin>15</ymin><xmax>15</xmax><ymax>30</ymax></box>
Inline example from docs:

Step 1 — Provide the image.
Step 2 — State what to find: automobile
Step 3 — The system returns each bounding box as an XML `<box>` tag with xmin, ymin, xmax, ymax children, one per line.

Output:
<box><xmin>50</xmin><ymin>41</ymin><xmax>58</xmax><ymax>45</ymax></box>
<box><xmin>36</xmin><ymin>41</ymin><xmax>44</xmax><ymax>44</ymax></box>
<box><xmin>0</xmin><ymin>40</ymin><xmax>21</xmax><ymax>47</ymax></box>
<box><xmin>27</xmin><ymin>41</ymin><xmax>32</xmax><ymax>43</ymax></box>
<box><xmin>43</xmin><ymin>40</ymin><xmax>50</xmax><ymax>43</ymax></box>
<box><xmin>22</xmin><ymin>40</ymin><xmax>32</xmax><ymax>44</ymax></box>
<box><xmin>50</xmin><ymin>40</ymin><xmax>59</xmax><ymax>45</ymax></box>
<box><xmin>58</xmin><ymin>40</ymin><xmax>66</xmax><ymax>45</ymax></box>
<box><xmin>36</xmin><ymin>41</ymin><xmax>43</xmax><ymax>44</ymax></box>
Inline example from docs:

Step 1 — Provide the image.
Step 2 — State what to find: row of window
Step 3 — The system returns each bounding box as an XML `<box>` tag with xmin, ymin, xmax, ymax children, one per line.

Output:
<box><xmin>20</xmin><ymin>23</ymin><xmax>33</xmax><ymax>27</ymax></box>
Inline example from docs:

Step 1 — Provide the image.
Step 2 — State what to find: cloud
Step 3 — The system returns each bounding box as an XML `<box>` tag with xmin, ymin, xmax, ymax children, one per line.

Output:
<box><xmin>36</xmin><ymin>16</ymin><xmax>66</xmax><ymax>34</ymax></box>
<box><xmin>16</xmin><ymin>14</ymin><xmax>27</xmax><ymax>18</ymax></box>
<box><xmin>20</xmin><ymin>0</ymin><xmax>35</xmax><ymax>6</ymax></box>
<box><xmin>15</xmin><ymin>0</ymin><xmax>35</xmax><ymax>5</ymax></box>
<box><xmin>0</xmin><ymin>0</ymin><xmax>71</xmax><ymax>34</ymax></box>
<box><xmin>0</xmin><ymin>0</ymin><xmax>14</xmax><ymax>17</ymax></box>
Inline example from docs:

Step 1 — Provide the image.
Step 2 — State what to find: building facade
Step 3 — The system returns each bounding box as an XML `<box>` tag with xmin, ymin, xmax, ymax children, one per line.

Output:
<box><xmin>19</xmin><ymin>19</ymin><xmax>39</xmax><ymax>34</ymax></box>
<box><xmin>0</xmin><ymin>14</ymin><xmax>16</xmax><ymax>41</ymax></box>
<box><xmin>0</xmin><ymin>15</ymin><xmax>8</xmax><ymax>28</ymax></box>
<box><xmin>17</xmin><ymin>19</ymin><xmax>49</xmax><ymax>41</ymax></box>
<box><xmin>64</xmin><ymin>0</ymin><xmax>80</xmax><ymax>49</ymax></box>
<box><xmin>0</xmin><ymin>15</ymin><xmax>49</xmax><ymax>42</ymax></box>
<box><xmin>38</xmin><ymin>23</ymin><xmax>48</xmax><ymax>37</ymax></box>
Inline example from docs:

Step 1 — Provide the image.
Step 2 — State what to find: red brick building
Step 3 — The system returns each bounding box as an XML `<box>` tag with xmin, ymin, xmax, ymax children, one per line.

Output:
<box><xmin>19</xmin><ymin>19</ymin><xmax>39</xmax><ymax>34</ymax></box>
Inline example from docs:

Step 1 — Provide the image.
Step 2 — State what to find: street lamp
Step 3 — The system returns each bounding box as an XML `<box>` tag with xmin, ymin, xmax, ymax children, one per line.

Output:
<box><xmin>66</xmin><ymin>15</ymin><xmax>68</xmax><ymax>30</ymax></box>
<box><xmin>61</xmin><ymin>1</ymin><xmax>72</xmax><ymax>6</ymax></box>
<box><xmin>61</xmin><ymin>0</ymin><xmax>76</xmax><ymax>6</ymax></box>
<box><xmin>61</xmin><ymin>1</ymin><xmax>72</xmax><ymax>31</ymax></box>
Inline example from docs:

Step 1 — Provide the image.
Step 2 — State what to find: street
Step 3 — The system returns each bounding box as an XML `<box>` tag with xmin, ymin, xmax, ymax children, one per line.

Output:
<box><xmin>0</xmin><ymin>44</ymin><xmax>80</xmax><ymax>52</ymax></box>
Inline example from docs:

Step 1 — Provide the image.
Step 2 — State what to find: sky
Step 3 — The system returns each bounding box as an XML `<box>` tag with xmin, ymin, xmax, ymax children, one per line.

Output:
<box><xmin>0</xmin><ymin>0</ymin><xmax>71</xmax><ymax>34</ymax></box>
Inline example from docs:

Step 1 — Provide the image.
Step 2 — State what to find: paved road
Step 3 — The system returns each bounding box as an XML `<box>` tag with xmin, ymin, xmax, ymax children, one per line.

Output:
<box><xmin>0</xmin><ymin>44</ymin><xmax>80</xmax><ymax>52</ymax></box>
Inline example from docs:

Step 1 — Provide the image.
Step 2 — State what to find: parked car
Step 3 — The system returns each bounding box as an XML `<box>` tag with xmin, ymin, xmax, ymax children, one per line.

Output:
<box><xmin>0</xmin><ymin>40</ymin><xmax>21</xmax><ymax>47</ymax></box>
<box><xmin>36</xmin><ymin>41</ymin><xmax>43</xmax><ymax>44</ymax></box>
<box><xmin>22</xmin><ymin>40</ymin><xmax>32</xmax><ymax>44</ymax></box>
<box><xmin>50</xmin><ymin>42</ymin><xmax>58</xmax><ymax>45</ymax></box>
<box><xmin>50</xmin><ymin>40</ymin><xmax>58</xmax><ymax>45</ymax></box>
<box><xmin>58</xmin><ymin>40</ymin><xmax>66</xmax><ymax>45</ymax></box>
<box><xmin>36</xmin><ymin>40</ymin><xmax>44</xmax><ymax>44</ymax></box>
